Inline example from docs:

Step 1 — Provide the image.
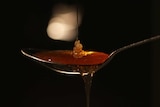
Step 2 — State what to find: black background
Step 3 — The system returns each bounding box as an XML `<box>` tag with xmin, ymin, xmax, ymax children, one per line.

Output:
<box><xmin>3</xmin><ymin>0</ymin><xmax>160</xmax><ymax>107</ymax></box>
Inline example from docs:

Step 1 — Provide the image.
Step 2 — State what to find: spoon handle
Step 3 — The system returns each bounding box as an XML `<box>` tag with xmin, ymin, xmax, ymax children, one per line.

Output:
<box><xmin>99</xmin><ymin>35</ymin><xmax>160</xmax><ymax>70</ymax></box>
<box><xmin>108</xmin><ymin>35</ymin><xmax>160</xmax><ymax>64</ymax></box>
<box><xmin>114</xmin><ymin>35</ymin><xmax>160</xmax><ymax>54</ymax></box>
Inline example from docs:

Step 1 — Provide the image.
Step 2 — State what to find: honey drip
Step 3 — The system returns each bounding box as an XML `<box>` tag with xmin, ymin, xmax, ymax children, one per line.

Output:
<box><xmin>72</xmin><ymin>40</ymin><xmax>86</xmax><ymax>58</ymax></box>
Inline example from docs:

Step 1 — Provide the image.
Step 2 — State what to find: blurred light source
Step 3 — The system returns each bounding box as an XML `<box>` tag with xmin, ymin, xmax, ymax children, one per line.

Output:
<box><xmin>47</xmin><ymin>4</ymin><xmax>82</xmax><ymax>41</ymax></box>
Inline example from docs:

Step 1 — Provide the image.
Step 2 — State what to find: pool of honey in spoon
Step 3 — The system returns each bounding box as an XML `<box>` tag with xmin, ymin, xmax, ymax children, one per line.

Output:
<box><xmin>34</xmin><ymin>50</ymin><xmax>109</xmax><ymax>65</ymax></box>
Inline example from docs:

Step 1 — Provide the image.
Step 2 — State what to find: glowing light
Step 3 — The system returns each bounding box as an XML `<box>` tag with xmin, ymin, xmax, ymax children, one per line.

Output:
<box><xmin>47</xmin><ymin>4</ymin><xmax>82</xmax><ymax>41</ymax></box>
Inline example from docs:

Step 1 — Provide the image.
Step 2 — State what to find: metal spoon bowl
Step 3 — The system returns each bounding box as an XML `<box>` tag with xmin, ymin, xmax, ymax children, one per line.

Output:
<box><xmin>21</xmin><ymin>35</ymin><xmax>160</xmax><ymax>75</ymax></box>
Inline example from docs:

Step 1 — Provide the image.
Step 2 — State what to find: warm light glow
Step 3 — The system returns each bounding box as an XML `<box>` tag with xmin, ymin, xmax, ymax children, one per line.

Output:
<box><xmin>47</xmin><ymin>4</ymin><xmax>82</xmax><ymax>41</ymax></box>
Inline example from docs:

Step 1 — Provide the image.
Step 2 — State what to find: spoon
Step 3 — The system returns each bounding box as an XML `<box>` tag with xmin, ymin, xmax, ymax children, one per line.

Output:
<box><xmin>21</xmin><ymin>35</ymin><xmax>160</xmax><ymax>75</ymax></box>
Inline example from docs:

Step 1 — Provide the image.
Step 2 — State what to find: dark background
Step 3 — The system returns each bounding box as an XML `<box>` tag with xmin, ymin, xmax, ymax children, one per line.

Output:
<box><xmin>4</xmin><ymin>0</ymin><xmax>160</xmax><ymax>107</ymax></box>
